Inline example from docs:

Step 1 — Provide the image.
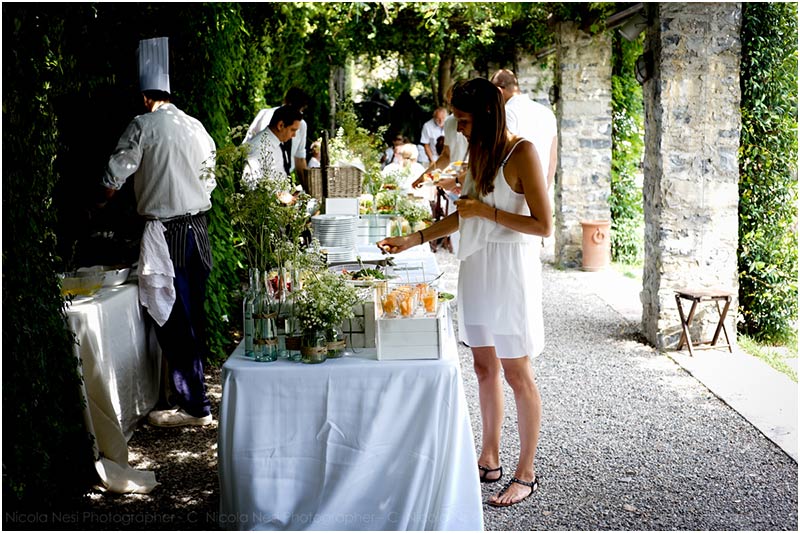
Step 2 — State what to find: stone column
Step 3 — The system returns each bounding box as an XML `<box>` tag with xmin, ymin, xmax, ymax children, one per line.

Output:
<box><xmin>553</xmin><ymin>22</ymin><xmax>613</xmax><ymax>268</ymax></box>
<box><xmin>641</xmin><ymin>3</ymin><xmax>742</xmax><ymax>349</ymax></box>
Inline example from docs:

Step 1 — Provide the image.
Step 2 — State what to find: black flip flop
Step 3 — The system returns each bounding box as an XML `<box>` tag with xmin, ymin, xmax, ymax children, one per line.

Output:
<box><xmin>486</xmin><ymin>476</ymin><xmax>540</xmax><ymax>507</ymax></box>
<box><xmin>478</xmin><ymin>464</ymin><xmax>503</xmax><ymax>483</ymax></box>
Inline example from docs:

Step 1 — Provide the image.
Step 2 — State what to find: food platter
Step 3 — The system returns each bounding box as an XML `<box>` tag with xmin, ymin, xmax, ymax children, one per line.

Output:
<box><xmin>329</xmin><ymin>263</ymin><xmax>391</xmax><ymax>287</ymax></box>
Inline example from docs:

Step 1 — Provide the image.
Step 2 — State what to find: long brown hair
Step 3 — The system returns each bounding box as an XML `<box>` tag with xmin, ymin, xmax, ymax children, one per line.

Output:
<box><xmin>450</xmin><ymin>78</ymin><xmax>507</xmax><ymax>197</ymax></box>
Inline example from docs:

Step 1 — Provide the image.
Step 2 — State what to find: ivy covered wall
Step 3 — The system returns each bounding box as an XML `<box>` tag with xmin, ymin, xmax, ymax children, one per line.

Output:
<box><xmin>738</xmin><ymin>2</ymin><xmax>799</xmax><ymax>344</ymax></box>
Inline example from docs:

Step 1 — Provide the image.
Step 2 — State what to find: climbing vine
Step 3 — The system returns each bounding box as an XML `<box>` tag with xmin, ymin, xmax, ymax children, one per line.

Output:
<box><xmin>738</xmin><ymin>2</ymin><xmax>798</xmax><ymax>344</ymax></box>
<box><xmin>3</xmin><ymin>5</ymin><xmax>95</xmax><ymax>511</ymax></box>
<box><xmin>610</xmin><ymin>32</ymin><xmax>644</xmax><ymax>264</ymax></box>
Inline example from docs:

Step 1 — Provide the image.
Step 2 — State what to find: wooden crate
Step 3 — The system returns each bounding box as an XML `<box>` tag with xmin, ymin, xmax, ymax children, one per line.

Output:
<box><xmin>376</xmin><ymin>304</ymin><xmax>446</xmax><ymax>360</ymax></box>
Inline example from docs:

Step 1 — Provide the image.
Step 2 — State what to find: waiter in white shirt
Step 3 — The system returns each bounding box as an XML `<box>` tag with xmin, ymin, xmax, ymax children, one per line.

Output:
<box><xmin>244</xmin><ymin>87</ymin><xmax>310</xmax><ymax>191</ymax></box>
<box><xmin>412</xmin><ymin>83</ymin><xmax>470</xmax><ymax>254</ymax></box>
<box><xmin>419</xmin><ymin>107</ymin><xmax>447</xmax><ymax>164</ymax></box>
<box><xmin>241</xmin><ymin>105</ymin><xmax>303</xmax><ymax>189</ymax></box>
<box><xmin>99</xmin><ymin>37</ymin><xmax>217</xmax><ymax>428</ymax></box>
<box><xmin>491</xmin><ymin>69</ymin><xmax>557</xmax><ymax>189</ymax></box>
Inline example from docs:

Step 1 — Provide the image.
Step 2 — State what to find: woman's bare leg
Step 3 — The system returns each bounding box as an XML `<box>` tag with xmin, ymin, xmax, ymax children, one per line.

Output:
<box><xmin>489</xmin><ymin>356</ymin><xmax>541</xmax><ymax>504</ymax></box>
<box><xmin>472</xmin><ymin>346</ymin><xmax>504</xmax><ymax>480</ymax></box>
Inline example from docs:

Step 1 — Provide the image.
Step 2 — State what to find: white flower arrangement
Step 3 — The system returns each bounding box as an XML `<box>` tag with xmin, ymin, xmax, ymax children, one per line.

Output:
<box><xmin>294</xmin><ymin>270</ymin><xmax>362</xmax><ymax>332</ymax></box>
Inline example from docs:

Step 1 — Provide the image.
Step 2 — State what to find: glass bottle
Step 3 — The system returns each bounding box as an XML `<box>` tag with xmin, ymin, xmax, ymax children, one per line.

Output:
<box><xmin>243</xmin><ymin>268</ymin><xmax>258</xmax><ymax>358</ymax></box>
<box><xmin>275</xmin><ymin>266</ymin><xmax>290</xmax><ymax>359</ymax></box>
<box><xmin>254</xmin><ymin>271</ymin><xmax>278</xmax><ymax>362</ymax></box>
<box><xmin>285</xmin><ymin>267</ymin><xmax>303</xmax><ymax>362</ymax></box>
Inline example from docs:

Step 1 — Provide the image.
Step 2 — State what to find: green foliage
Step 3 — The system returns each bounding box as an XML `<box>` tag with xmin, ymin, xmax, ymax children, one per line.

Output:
<box><xmin>739</xmin><ymin>2</ymin><xmax>798</xmax><ymax>344</ymax></box>
<box><xmin>219</xmin><ymin>137</ymin><xmax>315</xmax><ymax>274</ymax></box>
<box><xmin>550</xmin><ymin>2</ymin><xmax>618</xmax><ymax>34</ymax></box>
<box><xmin>3</xmin><ymin>5</ymin><xmax>95</xmax><ymax>512</ymax></box>
<box><xmin>610</xmin><ymin>32</ymin><xmax>644</xmax><ymax>264</ymax></box>
<box><xmin>738</xmin><ymin>335</ymin><xmax>798</xmax><ymax>383</ymax></box>
<box><xmin>179</xmin><ymin>4</ymin><xmax>251</xmax><ymax>363</ymax></box>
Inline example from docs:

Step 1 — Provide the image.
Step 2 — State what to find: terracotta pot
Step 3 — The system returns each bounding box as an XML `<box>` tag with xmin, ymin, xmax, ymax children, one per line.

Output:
<box><xmin>580</xmin><ymin>220</ymin><xmax>611</xmax><ymax>272</ymax></box>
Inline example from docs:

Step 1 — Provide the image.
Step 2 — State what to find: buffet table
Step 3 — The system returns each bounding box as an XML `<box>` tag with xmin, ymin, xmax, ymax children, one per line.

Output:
<box><xmin>217</xmin><ymin>329</ymin><xmax>483</xmax><ymax>530</ymax></box>
<box><xmin>65</xmin><ymin>283</ymin><xmax>161</xmax><ymax>493</ymax></box>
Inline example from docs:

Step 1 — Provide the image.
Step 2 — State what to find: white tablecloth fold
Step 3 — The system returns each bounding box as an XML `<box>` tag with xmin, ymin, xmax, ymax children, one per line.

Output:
<box><xmin>67</xmin><ymin>284</ymin><xmax>161</xmax><ymax>494</ymax></box>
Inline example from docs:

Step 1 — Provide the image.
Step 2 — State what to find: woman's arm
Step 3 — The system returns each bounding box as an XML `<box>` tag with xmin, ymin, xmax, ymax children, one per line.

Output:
<box><xmin>412</xmin><ymin>145</ymin><xmax>452</xmax><ymax>189</ymax></box>
<box><xmin>376</xmin><ymin>211</ymin><xmax>459</xmax><ymax>254</ymax></box>
<box><xmin>455</xmin><ymin>140</ymin><xmax>552</xmax><ymax>237</ymax></box>
<box><xmin>503</xmin><ymin>140</ymin><xmax>552</xmax><ymax>236</ymax></box>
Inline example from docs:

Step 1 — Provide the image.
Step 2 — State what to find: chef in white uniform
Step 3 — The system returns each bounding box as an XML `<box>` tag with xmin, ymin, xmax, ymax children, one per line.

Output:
<box><xmin>100</xmin><ymin>37</ymin><xmax>217</xmax><ymax>428</ymax></box>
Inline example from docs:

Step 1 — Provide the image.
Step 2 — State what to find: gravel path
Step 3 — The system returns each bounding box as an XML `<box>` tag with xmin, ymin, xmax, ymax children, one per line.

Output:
<box><xmin>72</xmin><ymin>250</ymin><xmax>797</xmax><ymax>531</ymax></box>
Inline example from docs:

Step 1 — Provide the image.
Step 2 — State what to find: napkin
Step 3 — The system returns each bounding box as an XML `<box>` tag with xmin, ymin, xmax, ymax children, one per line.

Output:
<box><xmin>138</xmin><ymin>220</ymin><xmax>175</xmax><ymax>326</ymax></box>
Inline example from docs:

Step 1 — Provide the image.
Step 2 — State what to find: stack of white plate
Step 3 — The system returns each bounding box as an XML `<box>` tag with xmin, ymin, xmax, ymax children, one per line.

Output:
<box><xmin>312</xmin><ymin>214</ymin><xmax>357</xmax><ymax>262</ymax></box>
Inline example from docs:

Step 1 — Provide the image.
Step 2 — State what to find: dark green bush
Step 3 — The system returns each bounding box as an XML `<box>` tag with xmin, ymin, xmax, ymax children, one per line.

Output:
<box><xmin>3</xmin><ymin>6</ymin><xmax>95</xmax><ymax>512</ymax></box>
<box><xmin>739</xmin><ymin>2</ymin><xmax>798</xmax><ymax>344</ymax></box>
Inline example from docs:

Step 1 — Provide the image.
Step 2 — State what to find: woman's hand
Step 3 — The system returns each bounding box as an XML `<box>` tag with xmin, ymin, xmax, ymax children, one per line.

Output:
<box><xmin>437</xmin><ymin>176</ymin><xmax>457</xmax><ymax>191</ymax></box>
<box><xmin>376</xmin><ymin>234</ymin><xmax>418</xmax><ymax>255</ymax></box>
<box><xmin>454</xmin><ymin>197</ymin><xmax>493</xmax><ymax>220</ymax></box>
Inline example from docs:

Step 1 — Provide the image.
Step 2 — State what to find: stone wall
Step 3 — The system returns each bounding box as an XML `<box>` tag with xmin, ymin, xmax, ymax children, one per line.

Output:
<box><xmin>641</xmin><ymin>3</ymin><xmax>742</xmax><ymax>349</ymax></box>
<box><xmin>554</xmin><ymin>22</ymin><xmax>613</xmax><ymax>268</ymax></box>
<box><xmin>515</xmin><ymin>54</ymin><xmax>556</xmax><ymax>107</ymax></box>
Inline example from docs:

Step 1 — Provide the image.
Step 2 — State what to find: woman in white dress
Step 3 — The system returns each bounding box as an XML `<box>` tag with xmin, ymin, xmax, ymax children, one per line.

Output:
<box><xmin>377</xmin><ymin>78</ymin><xmax>552</xmax><ymax>508</ymax></box>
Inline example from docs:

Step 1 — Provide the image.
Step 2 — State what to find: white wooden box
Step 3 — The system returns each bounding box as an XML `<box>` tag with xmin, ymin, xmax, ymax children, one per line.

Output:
<box><xmin>340</xmin><ymin>300</ymin><xmax>376</xmax><ymax>349</ymax></box>
<box><xmin>376</xmin><ymin>304</ymin><xmax>447</xmax><ymax>360</ymax></box>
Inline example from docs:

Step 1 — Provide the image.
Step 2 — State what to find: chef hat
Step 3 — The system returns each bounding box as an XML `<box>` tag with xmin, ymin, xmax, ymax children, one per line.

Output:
<box><xmin>138</xmin><ymin>37</ymin><xmax>170</xmax><ymax>93</ymax></box>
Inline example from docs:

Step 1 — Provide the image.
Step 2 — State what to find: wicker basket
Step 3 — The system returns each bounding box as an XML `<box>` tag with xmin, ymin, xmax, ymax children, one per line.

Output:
<box><xmin>308</xmin><ymin>166</ymin><xmax>363</xmax><ymax>201</ymax></box>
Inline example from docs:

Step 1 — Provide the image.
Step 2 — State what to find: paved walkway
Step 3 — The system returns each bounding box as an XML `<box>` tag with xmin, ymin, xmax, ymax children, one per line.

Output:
<box><xmin>588</xmin><ymin>266</ymin><xmax>798</xmax><ymax>463</ymax></box>
<box><xmin>434</xmin><ymin>247</ymin><xmax>797</xmax><ymax>530</ymax></box>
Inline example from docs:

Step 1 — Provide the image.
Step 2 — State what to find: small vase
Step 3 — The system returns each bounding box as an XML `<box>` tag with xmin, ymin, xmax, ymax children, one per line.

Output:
<box><xmin>300</xmin><ymin>329</ymin><xmax>327</xmax><ymax>364</ymax></box>
<box><xmin>326</xmin><ymin>326</ymin><xmax>346</xmax><ymax>359</ymax></box>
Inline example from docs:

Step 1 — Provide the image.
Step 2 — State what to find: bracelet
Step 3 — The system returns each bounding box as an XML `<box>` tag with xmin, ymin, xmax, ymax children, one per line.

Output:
<box><xmin>418</xmin><ymin>230</ymin><xmax>424</xmax><ymax>245</ymax></box>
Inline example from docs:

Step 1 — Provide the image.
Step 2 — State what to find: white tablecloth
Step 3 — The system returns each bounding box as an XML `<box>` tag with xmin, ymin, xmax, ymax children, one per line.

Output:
<box><xmin>218</xmin><ymin>332</ymin><xmax>483</xmax><ymax>530</ymax></box>
<box><xmin>65</xmin><ymin>283</ymin><xmax>161</xmax><ymax>493</ymax></box>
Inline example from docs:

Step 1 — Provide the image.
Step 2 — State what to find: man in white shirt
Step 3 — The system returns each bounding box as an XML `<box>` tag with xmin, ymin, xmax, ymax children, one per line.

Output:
<box><xmin>412</xmin><ymin>95</ymin><xmax>469</xmax><ymax>254</ymax></box>
<box><xmin>100</xmin><ymin>37</ymin><xmax>217</xmax><ymax>428</ymax></box>
<box><xmin>242</xmin><ymin>105</ymin><xmax>303</xmax><ymax>189</ymax></box>
<box><xmin>491</xmin><ymin>69</ymin><xmax>558</xmax><ymax>190</ymax></box>
<box><xmin>244</xmin><ymin>87</ymin><xmax>310</xmax><ymax>190</ymax></box>
<box><xmin>419</xmin><ymin>107</ymin><xmax>447</xmax><ymax>164</ymax></box>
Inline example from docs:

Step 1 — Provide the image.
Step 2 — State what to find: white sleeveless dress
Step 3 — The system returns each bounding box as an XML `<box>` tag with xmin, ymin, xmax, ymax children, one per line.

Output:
<box><xmin>456</xmin><ymin>140</ymin><xmax>544</xmax><ymax>359</ymax></box>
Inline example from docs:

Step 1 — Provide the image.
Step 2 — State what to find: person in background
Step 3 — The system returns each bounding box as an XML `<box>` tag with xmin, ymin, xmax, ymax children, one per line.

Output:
<box><xmin>378</xmin><ymin>77</ymin><xmax>551</xmax><ymax>508</ymax></box>
<box><xmin>308</xmin><ymin>139</ymin><xmax>321</xmax><ymax>168</ymax></box>
<box><xmin>381</xmin><ymin>143</ymin><xmax>426</xmax><ymax>196</ymax></box>
<box><xmin>381</xmin><ymin>132</ymin><xmax>408</xmax><ymax>169</ymax></box>
<box><xmin>419</xmin><ymin>107</ymin><xmax>447</xmax><ymax>164</ymax></box>
<box><xmin>99</xmin><ymin>37</ymin><xmax>217</xmax><ymax>427</ymax></box>
<box><xmin>490</xmin><ymin>69</ymin><xmax>558</xmax><ymax>191</ymax></box>
<box><xmin>242</xmin><ymin>105</ymin><xmax>303</xmax><ymax>189</ymax></box>
<box><xmin>244</xmin><ymin>87</ymin><xmax>311</xmax><ymax>190</ymax></box>
<box><xmin>412</xmin><ymin>85</ymin><xmax>470</xmax><ymax>254</ymax></box>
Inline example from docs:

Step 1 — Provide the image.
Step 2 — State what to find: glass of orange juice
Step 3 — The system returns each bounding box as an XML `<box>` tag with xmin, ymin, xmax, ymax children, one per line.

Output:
<box><xmin>422</xmin><ymin>286</ymin><xmax>438</xmax><ymax>316</ymax></box>
<box><xmin>381</xmin><ymin>293</ymin><xmax>398</xmax><ymax>318</ymax></box>
<box><xmin>399</xmin><ymin>290</ymin><xmax>415</xmax><ymax>317</ymax></box>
